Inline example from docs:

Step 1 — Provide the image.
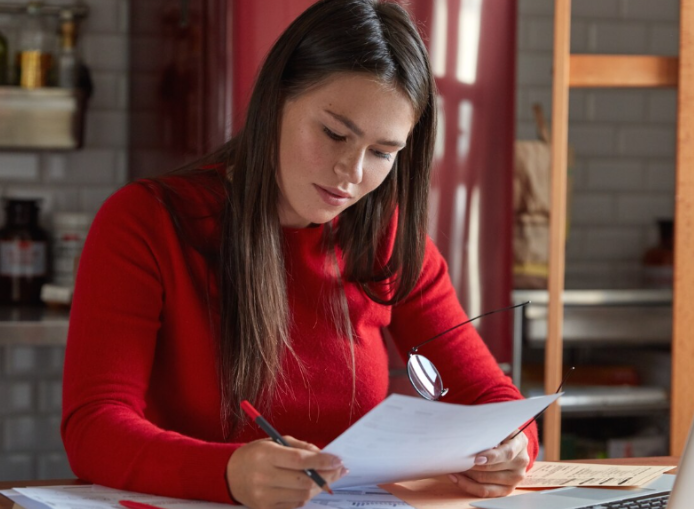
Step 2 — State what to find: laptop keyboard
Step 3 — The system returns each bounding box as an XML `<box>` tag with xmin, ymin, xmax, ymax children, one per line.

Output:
<box><xmin>582</xmin><ymin>492</ymin><xmax>670</xmax><ymax>508</ymax></box>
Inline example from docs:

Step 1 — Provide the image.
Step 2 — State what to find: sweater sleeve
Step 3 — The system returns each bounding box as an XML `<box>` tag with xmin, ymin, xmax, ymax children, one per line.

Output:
<box><xmin>388</xmin><ymin>237</ymin><xmax>539</xmax><ymax>466</ymax></box>
<box><xmin>61</xmin><ymin>184</ymin><xmax>238</xmax><ymax>503</ymax></box>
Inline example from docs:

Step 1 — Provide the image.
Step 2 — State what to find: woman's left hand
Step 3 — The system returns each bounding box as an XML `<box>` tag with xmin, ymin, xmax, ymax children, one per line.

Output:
<box><xmin>448</xmin><ymin>430</ymin><xmax>529</xmax><ymax>498</ymax></box>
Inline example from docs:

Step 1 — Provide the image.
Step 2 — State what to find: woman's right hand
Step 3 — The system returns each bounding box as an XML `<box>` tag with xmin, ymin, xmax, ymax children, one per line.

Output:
<box><xmin>226</xmin><ymin>436</ymin><xmax>347</xmax><ymax>509</ymax></box>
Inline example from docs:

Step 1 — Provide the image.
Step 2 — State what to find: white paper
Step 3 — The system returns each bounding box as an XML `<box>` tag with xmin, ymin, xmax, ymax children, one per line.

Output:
<box><xmin>313</xmin><ymin>486</ymin><xmax>413</xmax><ymax>509</ymax></box>
<box><xmin>10</xmin><ymin>485</ymin><xmax>277</xmax><ymax>509</ymax></box>
<box><xmin>324</xmin><ymin>393</ymin><xmax>561</xmax><ymax>489</ymax></box>
<box><xmin>1</xmin><ymin>489</ymin><xmax>52</xmax><ymax>509</ymax></box>
<box><xmin>6</xmin><ymin>485</ymin><xmax>408</xmax><ymax>509</ymax></box>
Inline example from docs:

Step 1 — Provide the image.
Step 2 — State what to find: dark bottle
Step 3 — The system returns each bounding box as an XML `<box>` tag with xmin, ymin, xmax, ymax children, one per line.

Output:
<box><xmin>643</xmin><ymin>218</ymin><xmax>674</xmax><ymax>288</ymax></box>
<box><xmin>0</xmin><ymin>29</ymin><xmax>8</xmax><ymax>85</ymax></box>
<box><xmin>0</xmin><ymin>199</ymin><xmax>49</xmax><ymax>305</ymax></box>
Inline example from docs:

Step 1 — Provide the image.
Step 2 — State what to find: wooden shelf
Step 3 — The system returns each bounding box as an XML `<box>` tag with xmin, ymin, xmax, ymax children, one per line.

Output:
<box><xmin>570</xmin><ymin>55</ymin><xmax>679</xmax><ymax>88</ymax></box>
<box><xmin>0</xmin><ymin>87</ymin><xmax>86</xmax><ymax>150</ymax></box>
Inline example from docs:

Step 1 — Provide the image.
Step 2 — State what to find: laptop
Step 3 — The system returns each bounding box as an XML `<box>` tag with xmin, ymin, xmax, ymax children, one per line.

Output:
<box><xmin>470</xmin><ymin>420</ymin><xmax>694</xmax><ymax>509</ymax></box>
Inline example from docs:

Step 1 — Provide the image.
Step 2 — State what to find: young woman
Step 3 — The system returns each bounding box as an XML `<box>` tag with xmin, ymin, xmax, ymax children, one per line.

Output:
<box><xmin>61</xmin><ymin>1</ymin><xmax>537</xmax><ymax>508</ymax></box>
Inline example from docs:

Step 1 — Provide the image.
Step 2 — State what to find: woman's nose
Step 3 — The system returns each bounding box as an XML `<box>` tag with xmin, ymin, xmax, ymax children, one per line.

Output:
<box><xmin>334</xmin><ymin>150</ymin><xmax>364</xmax><ymax>184</ymax></box>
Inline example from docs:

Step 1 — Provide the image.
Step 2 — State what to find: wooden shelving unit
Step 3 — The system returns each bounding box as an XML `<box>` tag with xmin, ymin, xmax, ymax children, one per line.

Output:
<box><xmin>545</xmin><ymin>0</ymin><xmax>694</xmax><ymax>460</ymax></box>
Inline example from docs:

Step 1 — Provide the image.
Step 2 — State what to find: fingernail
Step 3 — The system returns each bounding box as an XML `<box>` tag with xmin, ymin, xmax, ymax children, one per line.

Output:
<box><xmin>474</xmin><ymin>456</ymin><xmax>488</xmax><ymax>465</ymax></box>
<box><xmin>448</xmin><ymin>474</ymin><xmax>458</xmax><ymax>484</ymax></box>
<box><xmin>331</xmin><ymin>456</ymin><xmax>344</xmax><ymax>468</ymax></box>
<box><xmin>340</xmin><ymin>467</ymin><xmax>350</xmax><ymax>477</ymax></box>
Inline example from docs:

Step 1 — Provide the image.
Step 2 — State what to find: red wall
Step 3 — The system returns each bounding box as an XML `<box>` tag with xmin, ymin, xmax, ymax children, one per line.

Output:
<box><xmin>129</xmin><ymin>0</ymin><xmax>517</xmax><ymax>374</ymax></box>
<box><xmin>230</xmin><ymin>0</ymin><xmax>517</xmax><ymax>369</ymax></box>
<box><xmin>231</xmin><ymin>0</ymin><xmax>316</xmax><ymax>130</ymax></box>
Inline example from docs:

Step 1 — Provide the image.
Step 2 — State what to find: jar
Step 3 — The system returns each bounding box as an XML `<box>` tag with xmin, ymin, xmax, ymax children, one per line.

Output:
<box><xmin>51</xmin><ymin>212</ymin><xmax>92</xmax><ymax>287</ymax></box>
<box><xmin>0</xmin><ymin>199</ymin><xmax>49</xmax><ymax>305</ymax></box>
<box><xmin>16</xmin><ymin>2</ymin><xmax>54</xmax><ymax>88</ymax></box>
<box><xmin>643</xmin><ymin>219</ymin><xmax>674</xmax><ymax>288</ymax></box>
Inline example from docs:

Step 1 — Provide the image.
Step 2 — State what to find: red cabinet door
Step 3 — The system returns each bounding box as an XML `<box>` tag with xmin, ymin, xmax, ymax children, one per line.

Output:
<box><xmin>129</xmin><ymin>0</ymin><xmax>232</xmax><ymax>179</ymax></box>
<box><xmin>409</xmin><ymin>0</ymin><xmax>517</xmax><ymax>366</ymax></box>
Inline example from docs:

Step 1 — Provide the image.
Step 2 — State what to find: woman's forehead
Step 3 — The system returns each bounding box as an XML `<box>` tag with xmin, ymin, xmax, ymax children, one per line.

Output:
<box><xmin>285</xmin><ymin>73</ymin><xmax>416</xmax><ymax>131</ymax></box>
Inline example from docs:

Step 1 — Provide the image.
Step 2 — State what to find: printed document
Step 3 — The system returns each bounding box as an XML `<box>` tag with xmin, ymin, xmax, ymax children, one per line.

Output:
<box><xmin>323</xmin><ymin>393</ymin><xmax>561</xmax><ymax>488</ymax></box>
<box><xmin>2</xmin><ymin>485</ymin><xmax>412</xmax><ymax>509</ymax></box>
<box><xmin>519</xmin><ymin>461</ymin><xmax>676</xmax><ymax>488</ymax></box>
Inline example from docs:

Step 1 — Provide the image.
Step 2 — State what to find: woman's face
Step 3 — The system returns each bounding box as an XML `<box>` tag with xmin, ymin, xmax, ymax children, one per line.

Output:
<box><xmin>276</xmin><ymin>73</ymin><xmax>415</xmax><ymax>228</ymax></box>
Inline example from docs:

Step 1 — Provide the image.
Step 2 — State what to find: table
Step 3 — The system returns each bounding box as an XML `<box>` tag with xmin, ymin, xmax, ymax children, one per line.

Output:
<box><xmin>0</xmin><ymin>458</ymin><xmax>680</xmax><ymax>509</ymax></box>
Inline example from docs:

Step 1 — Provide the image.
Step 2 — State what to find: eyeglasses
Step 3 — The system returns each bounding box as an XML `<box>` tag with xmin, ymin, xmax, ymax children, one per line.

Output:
<box><xmin>508</xmin><ymin>366</ymin><xmax>574</xmax><ymax>440</ymax></box>
<box><xmin>406</xmin><ymin>301</ymin><xmax>531</xmax><ymax>401</ymax></box>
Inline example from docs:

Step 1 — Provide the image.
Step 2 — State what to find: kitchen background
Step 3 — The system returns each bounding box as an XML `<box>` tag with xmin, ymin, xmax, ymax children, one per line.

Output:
<box><xmin>517</xmin><ymin>0</ymin><xmax>678</xmax><ymax>290</ymax></box>
<box><xmin>0</xmin><ymin>0</ymin><xmax>681</xmax><ymax>481</ymax></box>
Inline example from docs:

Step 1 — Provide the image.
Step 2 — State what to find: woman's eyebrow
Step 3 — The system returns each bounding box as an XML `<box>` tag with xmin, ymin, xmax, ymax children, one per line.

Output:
<box><xmin>325</xmin><ymin>110</ymin><xmax>406</xmax><ymax>148</ymax></box>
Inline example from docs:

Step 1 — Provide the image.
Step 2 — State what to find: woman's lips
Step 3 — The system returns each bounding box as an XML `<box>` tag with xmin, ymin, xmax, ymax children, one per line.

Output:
<box><xmin>315</xmin><ymin>185</ymin><xmax>352</xmax><ymax>206</ymax></box>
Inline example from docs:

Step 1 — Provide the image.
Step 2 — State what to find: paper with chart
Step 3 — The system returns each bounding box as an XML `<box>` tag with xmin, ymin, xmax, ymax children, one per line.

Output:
<box><xmin>313</xmin><ymin>485</ymin><xmax>414</xmax><ymax>509</ymax></box>
<box><xmin>323</xmin><ymin>393</ymin><xmax>561</xmax><ymax>489</ymax></box>
<box><xmin>3</xmin><ymin>484</ymin><xmax>414</xmax><ymax>509</ymax></box>
<box><xmin>518</xmin><ymin>461</ymin><xmax>676</xmax><ymax>488</ymax></box>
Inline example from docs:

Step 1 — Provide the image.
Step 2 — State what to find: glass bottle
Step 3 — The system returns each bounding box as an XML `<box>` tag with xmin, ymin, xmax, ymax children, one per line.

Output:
<box><xmin>0</xmin><ymin>199</ymin><xmax>50</xmax><ymax>305</ymax></box>
<box><xmin>17</xmin><ymin>1</ymin><xmax>53</xmax><ymax>88</ymax></box>
<box><xmin>57</xmin><ymin>9</ymin><xmax>79</xmax><ymax>88</ymax></box>
<box><xmin>643</xmin><ymin>219</ymin><xmax>674</xmax><ymax>288</ymax></box>
<box><xmin>0</xmin><ymin>29</ymin><xmax>8</xmax><ymax>85</ymax></box>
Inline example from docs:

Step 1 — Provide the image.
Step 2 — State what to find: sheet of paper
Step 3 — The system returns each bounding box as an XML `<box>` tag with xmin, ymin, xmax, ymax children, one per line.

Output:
<box><xmin>324</xmin><ymin>393</ymin><xmax>561</xmax><ymax>489</ymax></box>
<box><xmin>313</xmin><ymin>486</ymin><xmax>414</xmax><ymax>509</ymax></box>
<box><xmin>519</xmin><ymin>461</ymin><xmax>677</xmax><ymax>488</ymax></box>
<box><xmin>5</xmin><ymin>485</ymin><xmax>408</xmax><ymax>509</ymax></box>
<box><xmin>1</xmin><ymin>489</ymin><xmax>52</xmax><ymax>509</ymax></box>
<box><xmin>8</xmin><ymin>485</ymin><xmax>325</xmax><ymax>509</ymax></box>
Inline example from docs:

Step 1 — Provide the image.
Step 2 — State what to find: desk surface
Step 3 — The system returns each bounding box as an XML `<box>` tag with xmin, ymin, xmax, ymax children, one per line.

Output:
<box><xmin>0</xmin><ymin>457</ymin><xmax>680</xmax><ymax>509</ymax></box>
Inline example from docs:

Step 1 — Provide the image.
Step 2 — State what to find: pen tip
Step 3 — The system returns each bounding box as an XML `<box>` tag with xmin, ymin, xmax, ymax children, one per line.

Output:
<box><xmin>323</xmin><ymin>485</ymin><xmax>334</xmax><ymax>495</ymax></box>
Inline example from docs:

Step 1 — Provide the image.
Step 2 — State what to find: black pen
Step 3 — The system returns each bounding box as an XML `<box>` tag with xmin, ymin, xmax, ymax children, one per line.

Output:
<box><xmin>241</xmin><ymin>400</ymin><xmax>334</xmax><ymax>495</ymax></box>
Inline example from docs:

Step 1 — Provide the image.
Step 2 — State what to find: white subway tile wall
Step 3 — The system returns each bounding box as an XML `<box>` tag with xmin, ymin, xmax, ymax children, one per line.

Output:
<box><xmin>0</xmin><ymin>346</ymin><xmax>68</xmax><ymax>479</ymax></box>
<box><xmin>517</xmin><ymin>0</ymin><xmax>679</xmax><ymax>289</ymax></box>
<box><xmin>0</xmin><ymin>0</ymin><xmax>130</xmax><ymax>481</ymax></box>
<box><xmin>0</xmin><ymin>0</ymin><xmax>129</xmax><ymax>222</ymax></box>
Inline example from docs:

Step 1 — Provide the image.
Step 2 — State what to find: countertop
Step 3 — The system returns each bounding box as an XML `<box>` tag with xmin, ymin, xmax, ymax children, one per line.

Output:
<box><xmin>0</xmin><ymin>306</ymin><xmax>70</xmax><ymax>345</ymax></box>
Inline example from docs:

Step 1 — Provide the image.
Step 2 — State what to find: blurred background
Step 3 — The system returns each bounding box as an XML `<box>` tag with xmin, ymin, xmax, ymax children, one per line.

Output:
<box><xmin>0</xmin><ymin>0</ymin><xmax>680</xmax><ymax>480</ymax></box>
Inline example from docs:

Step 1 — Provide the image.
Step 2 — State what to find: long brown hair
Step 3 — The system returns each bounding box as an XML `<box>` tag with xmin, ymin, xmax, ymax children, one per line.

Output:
<box><xmin>156</xmin><ymin>0</ymin><xmax>436</xmax><ymax>429</ymax></box>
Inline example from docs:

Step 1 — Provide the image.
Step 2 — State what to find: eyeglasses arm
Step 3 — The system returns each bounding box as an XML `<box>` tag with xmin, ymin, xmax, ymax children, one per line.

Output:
<box><xmin>408</xmin><ymin>301</ymin><xmax>531</xmax><ymax>356</ymax></box>
<box><xmin>508</xmin><ymin>366</ymin><xmax>575</xmax><ymax>440</ymax></box>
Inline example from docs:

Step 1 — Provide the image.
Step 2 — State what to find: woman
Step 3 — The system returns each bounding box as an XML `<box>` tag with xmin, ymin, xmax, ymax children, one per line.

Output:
<box><xmin>61</xmin><ymin>0</ymin><xmax>537</xmax><ymax>507</ymax></box>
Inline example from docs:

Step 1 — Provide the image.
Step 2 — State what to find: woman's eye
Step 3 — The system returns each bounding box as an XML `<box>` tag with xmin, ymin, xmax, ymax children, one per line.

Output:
<box><xmin>323</xmin><ymin>127</ymin><xmax>346</xmax><ymax>142</ymax></box>
<box><xmin>372</xmin><ymin>150</ymin><xmax>392</xmax><ymax>162</ymax></box>
<box><xmin>323</xmin><ymin>126</ymin><xmax>392</xmax><ymax>162</ymax></box>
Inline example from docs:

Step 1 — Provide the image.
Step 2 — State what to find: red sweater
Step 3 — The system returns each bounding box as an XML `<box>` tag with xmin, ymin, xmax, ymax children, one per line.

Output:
<box><xmin>62</xmin><ymin>172</ymin><xmax>537</xmax><ymax>503</ymax></box>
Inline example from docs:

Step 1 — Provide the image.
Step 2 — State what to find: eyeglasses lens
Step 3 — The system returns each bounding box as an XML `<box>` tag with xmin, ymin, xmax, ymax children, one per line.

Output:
<box><xmin>407</xmin><ymin>354</ymin><xmax>444</xmax><ymax>400</ymax></box>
